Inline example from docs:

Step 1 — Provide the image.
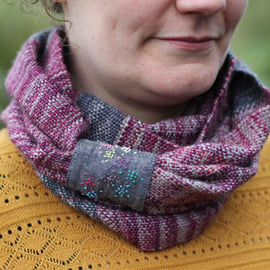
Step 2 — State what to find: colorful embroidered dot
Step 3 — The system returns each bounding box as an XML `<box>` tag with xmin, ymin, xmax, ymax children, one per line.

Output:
<box><xmin>115</xmin><ymin>184</ymin><xmax>131</xmax><ymax>198</ymax></box>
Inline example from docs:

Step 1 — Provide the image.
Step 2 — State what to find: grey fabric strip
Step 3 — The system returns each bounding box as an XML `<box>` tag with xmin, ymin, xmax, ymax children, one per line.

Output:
<box><xmin>67</xmin><ymin>139</ymin><xmax>156</xmax><ymax>212</ymax></box>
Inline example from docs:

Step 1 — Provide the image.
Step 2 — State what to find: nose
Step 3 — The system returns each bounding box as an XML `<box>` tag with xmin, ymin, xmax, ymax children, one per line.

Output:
<box><xmin>175</xmin><ymin>0</ymin><xmax>226</xmax><ymax>16</ymax></box>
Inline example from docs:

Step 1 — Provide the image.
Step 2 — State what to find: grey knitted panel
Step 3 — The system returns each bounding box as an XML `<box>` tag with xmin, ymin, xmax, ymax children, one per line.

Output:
<box><xmin>76</xmin><ymin>94</ymin><xmax>125</xmax><ymax>144</ymax></box>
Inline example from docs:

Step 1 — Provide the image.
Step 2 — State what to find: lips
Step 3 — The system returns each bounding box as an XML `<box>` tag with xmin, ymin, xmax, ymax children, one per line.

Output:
<box><xmin>156</xmin><ymin>36</ymin><xmax>218</xmax><ymax>50</ymax></box>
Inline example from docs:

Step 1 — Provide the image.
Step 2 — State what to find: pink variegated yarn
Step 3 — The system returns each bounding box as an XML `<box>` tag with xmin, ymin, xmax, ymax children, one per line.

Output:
<box><xmin>2</xmin><ymin>28</ymin><xmax>270</xmax><ymax>251</ymax></box>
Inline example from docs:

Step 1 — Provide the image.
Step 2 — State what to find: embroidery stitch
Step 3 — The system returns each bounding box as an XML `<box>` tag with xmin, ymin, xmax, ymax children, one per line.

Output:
<box><xmin>79</xmin><ymin>142</ymin><xmax>146</xmax><ymax>201</ymax></box>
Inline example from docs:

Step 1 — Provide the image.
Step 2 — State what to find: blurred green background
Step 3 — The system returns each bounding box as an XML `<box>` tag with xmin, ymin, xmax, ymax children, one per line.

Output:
<box><xmin>0</xmin><ymin>1</ymin><xmax>270</xmax><ymax>128</ymax></box>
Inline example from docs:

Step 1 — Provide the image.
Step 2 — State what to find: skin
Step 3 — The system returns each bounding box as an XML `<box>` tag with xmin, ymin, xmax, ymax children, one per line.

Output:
<box><xmin>54</xmin><ymin>0</ymin><xmax>248</xmax><ymax>123</ymax></box>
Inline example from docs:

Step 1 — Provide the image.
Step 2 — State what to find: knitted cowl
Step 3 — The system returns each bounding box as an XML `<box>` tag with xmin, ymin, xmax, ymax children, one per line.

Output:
<box><xmin>2</xmin><ymin>28</ymin><xmax>270</xmax><ymax>251</ymax></box>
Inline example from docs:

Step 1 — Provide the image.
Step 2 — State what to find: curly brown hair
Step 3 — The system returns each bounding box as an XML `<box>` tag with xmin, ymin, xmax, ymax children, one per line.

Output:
<box><xmin>20</xmin><ymin>0</ymin><xmax>63</xmax><ymax>13</ymax></box>
<box><xmin>44</xmin><ymin>0</ymin><xmax>63</xmax><ymax>13</ymax></box>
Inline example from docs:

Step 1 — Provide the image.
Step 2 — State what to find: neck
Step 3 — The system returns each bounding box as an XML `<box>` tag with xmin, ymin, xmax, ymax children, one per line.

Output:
<box><xmin>110</xmin><ymin>97</ymin><xmax>186</xmax><ymax>123</ymax></box>
<box><xmin>71</xmin><ymin>72</ymin><xmax>186</xmax><ymax>124</ymax></box>
<box><xmin>73</xmin><ymin>79</ymin><xmax>186</xmax><ymax>123</ymax></box>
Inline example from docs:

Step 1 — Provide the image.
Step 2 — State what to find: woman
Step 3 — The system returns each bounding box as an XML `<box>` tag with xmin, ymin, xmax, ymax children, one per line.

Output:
<box><xmin>1</xmin><ymin>0</ymin><xmax>270</xmax><ymax>269</ymax></box>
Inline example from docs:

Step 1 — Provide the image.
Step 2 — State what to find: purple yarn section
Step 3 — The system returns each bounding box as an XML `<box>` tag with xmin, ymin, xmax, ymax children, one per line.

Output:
<box><xmin>96</xmin><ymin>200</ymin><xmax>222</xmax><ymax>251</ymax></box>
<box><xmin>2</xmin><ymin>28</ymin><xmax>270</xmax><ymax>251</ymax></box>
<box><xmin>2</xmin><ymin>29</ymin><xmax>89</xmax><ymax>183</ymax></box>
<box><xmin>40</xmin><ymin>171</ymin><xmax>223</xmax><ymax>251</ymax></box>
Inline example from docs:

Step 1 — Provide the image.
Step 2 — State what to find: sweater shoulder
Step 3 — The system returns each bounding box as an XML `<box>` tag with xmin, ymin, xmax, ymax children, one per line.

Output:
<box><xmin>0</xmin><ymin>128</ymin><xmax>27</xmax><ymax>167</ymax></box>
<box><xmin>0</xmin><ymin>128</ymin><xmax>40</xmax><ymax>186</ymax></box>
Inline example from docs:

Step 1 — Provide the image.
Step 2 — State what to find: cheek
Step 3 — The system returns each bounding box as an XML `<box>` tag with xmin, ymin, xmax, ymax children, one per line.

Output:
<box><xmin>102</xmin><ymin>1</ymin><xmax>171</xmax><ymax>42</ymax></box>
<box><xmin>226</xmin><ymin>1</ymin><xmax>248</xmax><ymax>30</ymax></box>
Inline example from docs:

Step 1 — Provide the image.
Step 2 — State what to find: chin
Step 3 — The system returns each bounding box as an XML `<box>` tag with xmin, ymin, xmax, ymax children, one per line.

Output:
<box><xmin>147</xmin><ymin>77</ymin><xmax>218</xmax><ymax>105</ymax></box>
<box><xmin>156</xmin><ymin>59</ymin><xmax>221</xmax><ymax>94</ymax></box>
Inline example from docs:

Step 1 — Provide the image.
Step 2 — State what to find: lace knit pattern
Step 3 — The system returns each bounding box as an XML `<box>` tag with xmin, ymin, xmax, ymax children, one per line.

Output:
<box><xmin>0</xmin><ymin>129</ymin><xmax>270</xmax><ymax>269</ymax></box>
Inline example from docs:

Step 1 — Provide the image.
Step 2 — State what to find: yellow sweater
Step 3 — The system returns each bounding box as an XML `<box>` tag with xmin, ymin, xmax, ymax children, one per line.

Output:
<box><xmin>0</xmin><ymin>128</ymin><xmax>269</xmax><ymax>270</ymax></box>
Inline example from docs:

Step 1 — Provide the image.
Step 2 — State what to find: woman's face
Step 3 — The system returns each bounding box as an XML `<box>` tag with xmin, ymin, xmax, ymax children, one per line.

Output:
<box><xmin>62</xmin><ymin>0</ymin><xmax>248</xmax><ymax>122</ymax></box>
